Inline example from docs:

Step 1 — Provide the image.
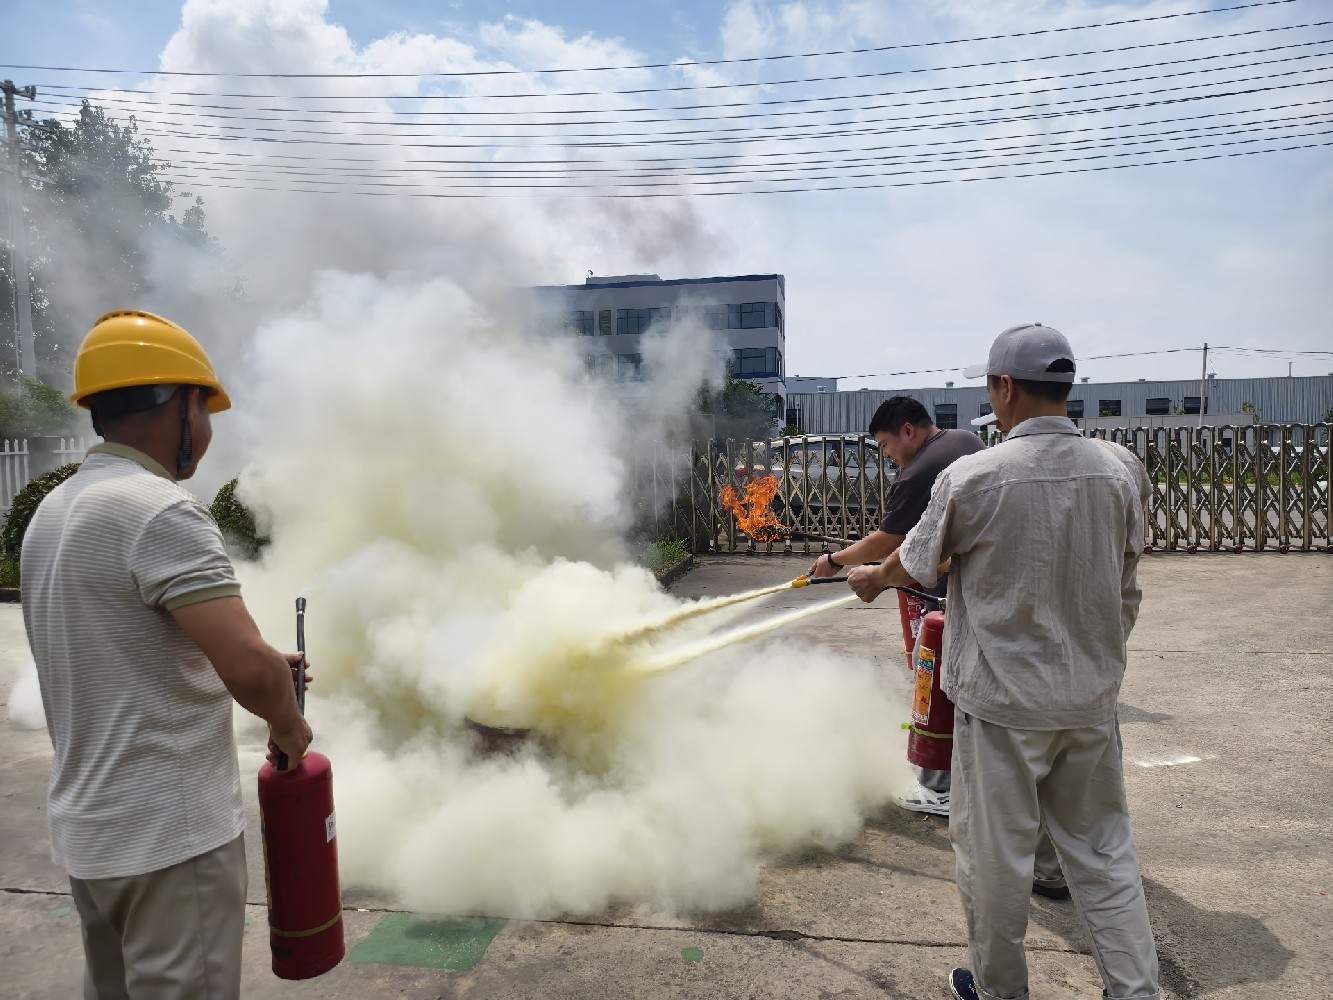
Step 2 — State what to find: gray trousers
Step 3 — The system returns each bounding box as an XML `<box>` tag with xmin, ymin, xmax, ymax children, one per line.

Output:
<box><xmin>951</xmin><ymin>712</ymin><xmax>1159</xmax><ymax>1000</ymax></box>
<box><xmin>921</xmin><ymin>768</ymin><xmax>1065</xmax><ymax>889</ymax></box>
<box><xmin>69</xmin><ymin>835</ymin><xmax>247</xmax><ymax>1000</ymax></box>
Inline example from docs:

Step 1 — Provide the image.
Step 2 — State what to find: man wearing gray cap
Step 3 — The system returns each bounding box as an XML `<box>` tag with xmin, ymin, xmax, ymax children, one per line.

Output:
<box><xmin>848</xmin><ymin>324</ymin><xmax>1159</xmax><ymax>1000</ymax></box>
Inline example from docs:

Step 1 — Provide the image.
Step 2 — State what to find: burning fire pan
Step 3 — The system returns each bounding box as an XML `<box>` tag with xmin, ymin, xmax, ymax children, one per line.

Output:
<box><xmin>464</xmin><ymin>716</ymin><xmax>535</xmax><ymax>758</ymax></box>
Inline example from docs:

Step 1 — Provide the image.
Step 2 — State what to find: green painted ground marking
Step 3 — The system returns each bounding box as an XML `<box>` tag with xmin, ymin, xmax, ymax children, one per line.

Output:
<box><xmin>682</xmin><ymin>947</ymin><xmax>703</xmax><ymax>964</ymax></box>
<box><xmin>349</xmin><ymin>914</ymin><xmax>505</xmax><ymax>971</ymax></box>
<box><xmin>45</xmin><ymin>906</ymin><xmax>71</xmax><ymax>920</ymax></box>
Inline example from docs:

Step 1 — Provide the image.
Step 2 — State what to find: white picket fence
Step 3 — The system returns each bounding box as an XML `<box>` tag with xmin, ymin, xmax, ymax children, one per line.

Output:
<box><xmin>1</xmin><ymin>438</ymin><xmax>91</xmax><ymax>512</ymax></box>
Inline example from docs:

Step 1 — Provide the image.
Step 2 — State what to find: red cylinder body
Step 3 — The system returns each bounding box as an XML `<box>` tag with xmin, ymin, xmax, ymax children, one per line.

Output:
<box><xmin>896</xmin><ymin>589</ymin><xmax>930</xmax><ymax>671</ymax></box>
<box><xmin>257</xmin><ymin>752</ymin><xmax>345</xmax><ymax>980</ymax></box>
<box><xmin>907</xmin><ymin>611</ymin><xmax>954</xmax><ymax>771</ymax></box>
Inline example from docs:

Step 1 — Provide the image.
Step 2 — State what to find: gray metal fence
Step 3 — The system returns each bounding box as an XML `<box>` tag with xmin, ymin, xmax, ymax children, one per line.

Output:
<box><xmin>648</xmin><ymin>436</ymin><xmax>895</xmax><ymax>555</ymax></box>
<box><xmin>659</xmin><ymin>424</ymin><xmax>1331</xmax><ymax>554</ymax></box>
<box><xmin>1091</xmin><ymin>423</ymin><xmax>1330</xmax><ymax>553</ymax></box>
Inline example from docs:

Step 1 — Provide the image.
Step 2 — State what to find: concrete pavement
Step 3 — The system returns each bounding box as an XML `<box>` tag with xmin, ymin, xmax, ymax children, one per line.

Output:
<box><xmin>2</xmin><ymin>554</ymin><xmax>1329</xmax><ymax>999</ymax></box>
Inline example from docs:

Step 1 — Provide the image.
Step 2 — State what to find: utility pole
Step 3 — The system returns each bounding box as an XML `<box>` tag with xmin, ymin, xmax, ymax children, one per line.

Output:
<box><xmin>1199</xmin><ymin>341</ymin><xmax>1208</xmax><ymax>429</ymax></box>
<box><xmin>2</xmin><ymin>79</ymin><xmax>37</xmax><ymax>380</ymax></box>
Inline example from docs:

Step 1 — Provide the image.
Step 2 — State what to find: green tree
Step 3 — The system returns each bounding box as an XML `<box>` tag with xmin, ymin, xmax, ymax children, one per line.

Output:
<box><xmin>0</xmin><ymin>378</ymin><xmax>81</xmax><ymax>439</ymax></box>
<box><xmin>696</xmin><ymin>364</ymin><xmax>780</xmax><ymax>444</ymax></box>
<box><xmin>0</xmin><ymin>101</ymin><xmax>230</xmax><ymax>385</ymax></box>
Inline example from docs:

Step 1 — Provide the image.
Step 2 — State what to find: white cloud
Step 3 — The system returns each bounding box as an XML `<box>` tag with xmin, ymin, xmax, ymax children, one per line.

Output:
<box><xmin>51</xmin><ymin>0</ymin><xmax>1333</xmax><ymax>390</ymax></box>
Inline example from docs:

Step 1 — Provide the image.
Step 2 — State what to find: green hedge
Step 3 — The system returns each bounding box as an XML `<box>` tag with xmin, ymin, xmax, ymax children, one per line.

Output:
<box><xmin>210</xmin><ymin>477</ymin><xmax>269</xmax><ymax>560</ymax></box>
<box><xmin>2</xmin><ymin>463</ymin><xmax>81</xmax><ymax>567</ymax></box>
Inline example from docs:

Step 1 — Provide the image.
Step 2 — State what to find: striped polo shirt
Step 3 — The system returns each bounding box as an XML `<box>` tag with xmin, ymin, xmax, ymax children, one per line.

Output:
<box><xmin>21</xmin><ymin>443</ymin><xmax>245</xmax><ymax>879</ymax></box>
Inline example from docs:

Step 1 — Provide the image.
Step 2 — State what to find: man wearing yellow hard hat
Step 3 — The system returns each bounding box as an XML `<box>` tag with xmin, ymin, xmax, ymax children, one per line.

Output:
<box><xmin>20</xmin><ymin>310</ymin><xmax>312</xmax><ymax>999</ymax></box>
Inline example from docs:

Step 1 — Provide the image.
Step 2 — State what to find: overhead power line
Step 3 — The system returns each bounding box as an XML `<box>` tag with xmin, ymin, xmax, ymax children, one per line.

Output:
<box><xmin>832</xmin><ymin>348</ymin><xmax>1211</xmax><ymax>381</ymax></box>
<box><xmin>26</xmin><ymin>36</ymin><xmax>1333</xmax><ymax>127</ymax></box>
<box><xmin>23</xmin><ymin>21</ymin><xmax>1329</xmax><ymax>102</ymax></box>
<box><xmin>0</xmin><ymin>0</ymin><xmax>1303</xmax><ymax>78</ymax></box>
<box><xmin>36</xmin><ymin>73</ymin><xmax>1330</xmax><ymax>151</ymax></box>
<box><xmin>830</xmin><ymin>345</ymin><xmax>1333</xmax><ymax>382</ymax></box>
<box><xmin>134</xmin><ymin>121</ymin><xmax>1333</xmax><ymax>187</ymax></box>
<box><xmin>39</xmin><ymin>97</ymin><xmax>1324</xmax><ymax>168</ymax></box>
<box><xmin>128</xmin><ymin>138</ymin><xmax>1333</xmax><ymax>198</ymax></box>
<box><xmin>1212</xmin><ymin>346</ymin><xmax>1333</xmax><ymax>355</ymax></box>
<box><xmin>122</xmin><ymin>115</ymin><xmax>1328</xmax><ymax>183</ymax></box>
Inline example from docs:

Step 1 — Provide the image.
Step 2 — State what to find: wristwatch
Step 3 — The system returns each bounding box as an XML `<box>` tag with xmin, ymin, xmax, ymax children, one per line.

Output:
<box><xmin>826</xmin><ymin>552</ymin><xmax>843</xmax><ymax>571</ymax></box>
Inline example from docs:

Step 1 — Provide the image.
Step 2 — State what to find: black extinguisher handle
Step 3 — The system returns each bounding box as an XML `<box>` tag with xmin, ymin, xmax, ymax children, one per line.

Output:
<box><xmin>295</xmin><ymin>597</ymin><xmax>307</xmax><ymax>712</ymax></box>
<box><xmin>894</xmin><ymin>585</ymin><xmax>943</xmax><ymax>606</ymax></box>
<box><xmin>276</xmin><ymin>597</ymin><xmax>308</xmax><ymax>773</ymax></box>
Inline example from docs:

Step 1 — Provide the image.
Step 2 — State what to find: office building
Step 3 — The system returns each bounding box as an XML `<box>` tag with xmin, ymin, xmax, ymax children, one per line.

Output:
<box><xmin>530</xmin><ymin>273</ymin><xmax>787</xmax><ymax>415</ymax></box>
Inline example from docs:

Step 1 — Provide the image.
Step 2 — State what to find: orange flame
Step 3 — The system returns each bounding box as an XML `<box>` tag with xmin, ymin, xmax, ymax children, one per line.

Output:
<box><xmin>720</xmin><ymin>474</ymin><xmax>788</xmax><ymax>543</ymax></box>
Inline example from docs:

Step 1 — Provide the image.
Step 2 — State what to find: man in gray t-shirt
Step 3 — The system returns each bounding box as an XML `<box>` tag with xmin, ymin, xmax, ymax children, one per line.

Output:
<box><xmin>812</xmin><ymin>398</ymin><xmax>1066</xmax><ymax>897</ymax></box>
<box><xmin>806</xmin><ymin>395</ymin><xmax>981</xmax><ymax>592</ymax></box>
<box><xmin>808</xmin><ymin>398</ymin><xmax>981</xmax><ymax>813</ymax></box>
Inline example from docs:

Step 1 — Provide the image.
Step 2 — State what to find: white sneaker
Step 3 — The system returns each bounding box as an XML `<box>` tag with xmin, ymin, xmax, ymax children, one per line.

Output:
<box><xmin>897</xmin><ymin>782</ymin><xmax>950</xmax><ymax>816</ymax></box>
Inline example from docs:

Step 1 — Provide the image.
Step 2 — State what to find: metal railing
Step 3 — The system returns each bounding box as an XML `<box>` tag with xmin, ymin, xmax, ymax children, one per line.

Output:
<box><xmin>1090</xmin><ymin>423</ymin><xmax>1330</xmax><ymax>552</ymax></box>
<box><xmin>0</xmin><ymin>440</ymin><xmax>31</xmax><ymax>511</ymax></box>
<box><xmin>644</xmin><ymin>436</ymin><xmax>896</xmax><ymax>555</ymax></box>
<box><xmin>0</xmin><ymin>437</ymin><xmax>90</xmax><ymax>511</ymax></box>
<box><xmin>666</xmin><ymin>425</ymin><xmax>1331</xmax><ymax>554</ymax></box>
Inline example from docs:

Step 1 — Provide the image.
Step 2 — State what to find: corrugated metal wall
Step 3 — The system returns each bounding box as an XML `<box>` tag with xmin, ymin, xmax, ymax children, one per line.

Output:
<box><xmin>791</xmin><ymin>376</ymin><xmax>1333</xmax><ymax>434</ymax></box>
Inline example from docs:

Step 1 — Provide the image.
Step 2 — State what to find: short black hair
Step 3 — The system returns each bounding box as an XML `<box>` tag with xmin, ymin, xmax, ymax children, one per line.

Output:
<box><xmin>869</xmin><ymin>396</ymin><xmax>932</xmax><ymax>436</ymax></box>
<box><xmin>88</xmin><ymin>385</ymin><xmax>179</xmax><ymax>424</ymax></box>
<box><xmin>988</xmin><ymin>359</ymin><xmax>1075</xmax><ymax>404</ymax></box>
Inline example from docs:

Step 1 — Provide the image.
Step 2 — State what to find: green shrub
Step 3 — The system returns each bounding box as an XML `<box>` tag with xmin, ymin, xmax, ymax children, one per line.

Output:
<box><xmin>0</xmin><ymin>557</ymin><xmax>18</xmax><ymax>588</ymax></box>
<box><xmin>1</xmin><ymin>463</ymin><xmax>81</xmax><ymax>564</ymax></box>
<box><xmin>642</xmin><ymin>537</ymin><xmax>690</xmax><ymax>571</ymax></box>
<box><xmin>210</xmin><ymin>477</ymin><xmax>269</xmax><ymax>560</ymax></box>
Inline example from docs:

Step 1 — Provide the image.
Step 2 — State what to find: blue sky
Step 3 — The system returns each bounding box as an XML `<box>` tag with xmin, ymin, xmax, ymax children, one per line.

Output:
<box><xmin>10</xmin><ymin>0</ymin><xmax>707</xmax><ymax>77</ymax></box>
<box><xmin>4</xmin><ymin>0</ymin><xmax>1332</xmax><ymax>385</ymax></box>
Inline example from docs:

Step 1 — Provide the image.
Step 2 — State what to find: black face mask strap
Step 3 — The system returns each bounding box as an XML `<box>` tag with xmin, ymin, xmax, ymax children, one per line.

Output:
<box><xmin>176</xmin><ymin>390</ymin><xmax>193</xmax><ymax>479</ymax></box>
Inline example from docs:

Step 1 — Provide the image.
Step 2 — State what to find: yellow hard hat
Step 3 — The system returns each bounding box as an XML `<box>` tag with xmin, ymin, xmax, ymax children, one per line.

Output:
<box><xmin>70</xmin><ymin>310</ymin><xmax>231</xmax><ymax>413</ymax></box>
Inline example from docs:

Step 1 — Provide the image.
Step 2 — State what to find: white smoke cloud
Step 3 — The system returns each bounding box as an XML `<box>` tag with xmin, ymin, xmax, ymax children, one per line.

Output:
<box><xmin>122</xmin><ymin>7</ymin><xmax>919</xmax><ymax>916</ymax></box>
<box><xmin>20</xmin><ymin>2</ymin><xmax>915</xmax><ymax>916</ymax></box>
<box><xmin>216</xmin><ymin>269</ymin><xmax>913</xmax><ymax>917</ymax></box>
<box><xmin>5</xmin><ymin>652</ymin><xmax>49</xmax><ymax>733</ymax></box>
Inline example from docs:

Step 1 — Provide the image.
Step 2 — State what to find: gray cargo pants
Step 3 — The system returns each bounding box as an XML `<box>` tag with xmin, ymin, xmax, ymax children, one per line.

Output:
<box><xmin>950</xmin><ymin>711</ymin><xmax>1159</xmax><ymax>1000</ymax></box>
<box><xmin>918</xmin><ymin>776</ymin><xmax>1065</xmax><ymax>892</ymax></box>
<box><xmin>69</xmin><ymin>835</ymin><xmax>247</xmax><ymax>1000</ymax></box>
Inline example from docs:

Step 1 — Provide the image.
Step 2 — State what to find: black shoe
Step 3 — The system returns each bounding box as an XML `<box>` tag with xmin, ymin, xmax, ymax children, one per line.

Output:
<box><xmin>1032</xmin><ymin>881</ymin><xmax>1071</xmax><ymax>900</ymax></box>
<box><xmin>949</xmin><ymin>968</ymin><xmax>979</xmax><ymax>1000</ymax></box>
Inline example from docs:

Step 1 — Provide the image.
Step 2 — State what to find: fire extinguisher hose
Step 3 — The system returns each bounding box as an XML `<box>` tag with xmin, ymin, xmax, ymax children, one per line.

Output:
<box><xmin>275</xmin><ymin>597</ymin><xmax>308</xmax><ymax>773</ymax></box>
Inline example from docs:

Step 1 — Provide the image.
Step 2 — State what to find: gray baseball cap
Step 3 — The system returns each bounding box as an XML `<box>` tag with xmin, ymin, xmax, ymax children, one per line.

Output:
<box><xmin>962</xmin><ymin>323</ymin><xmax>1076</xmax><ymax>383</ymax></box>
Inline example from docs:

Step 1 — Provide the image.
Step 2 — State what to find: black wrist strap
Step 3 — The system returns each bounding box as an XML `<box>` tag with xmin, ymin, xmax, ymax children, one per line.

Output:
<box><xmin>827</xmin><ymin>552</ymin><xmax>842</xmax><ymax>570</ymax></box>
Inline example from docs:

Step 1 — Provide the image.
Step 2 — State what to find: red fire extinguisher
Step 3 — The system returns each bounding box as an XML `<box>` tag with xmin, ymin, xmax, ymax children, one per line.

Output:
<box><xmin>895</xmin><ymin>587</ymin><xmax>930</xmax><ymax>671</ymax></box>
<box><xmin>906</xmin><ymin>607</ymin><xmax>955</xmax><ymax>772</ymax></box>
<box><xmin>257</xmin><ymin>598</ymin><xmax>345</xmax><ymax>980</ymax></box>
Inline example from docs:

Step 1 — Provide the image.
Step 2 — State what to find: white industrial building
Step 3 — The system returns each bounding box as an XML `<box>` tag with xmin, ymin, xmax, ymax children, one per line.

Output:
<box><xmin>530</xmin><ymin>273</ymin><xmax>787</xmax><ymax>415</ymax></box>
<box><xmin>788</xmin><ymin>375</ymin><xmax>1333</xmax><ymax>434</ymax></box>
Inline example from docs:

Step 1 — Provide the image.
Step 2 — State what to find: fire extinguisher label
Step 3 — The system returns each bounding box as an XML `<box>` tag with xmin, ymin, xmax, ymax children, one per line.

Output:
<box><xmin>912</xmin><ymin>648</ymin><xmax>934</xmax><ymax>727</ymax></box>
<box><xmin>325</xmin><ymin>811</ymin><xmax>337</xmax><ymax>843</ymax></box>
